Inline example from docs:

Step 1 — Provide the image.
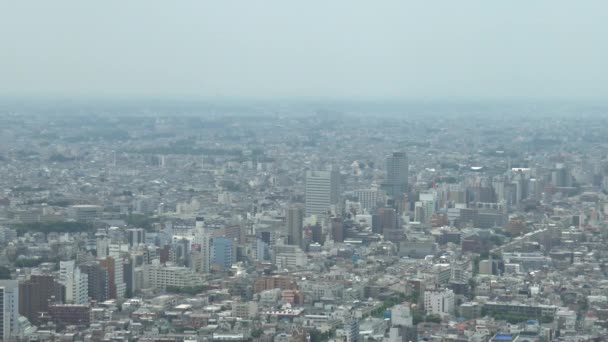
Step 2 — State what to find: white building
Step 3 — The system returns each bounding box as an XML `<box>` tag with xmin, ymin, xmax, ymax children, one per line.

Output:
<box><xmin>391</xmin><ymin>303</ymin><xmax>413</xmax><ymax>327</ymax></box>
<box><xmin>0</xmin><ymin>280</ymin><xmax>19</xmax><ymax>342</ymax></box>
<box><xmin>232</xmin><ymin>301</ymin><xmax>258</xmax><ymax>319</ymax></box>
<box><xmin>143</xmin><ymin>263</ymin><xmax>200</xmax><ymax>289</ymax></box>
<box><xmin>274</xmin><ymin>245</ymin><xmax>307</xmax><ymax>269</ymax></box>
<box><xmin>59</xmin><ymin>260</ymin><xmax>89</xmax><ymax>304</ymax></box>
<box><xmin>424</xmin><ymin>289</ymin><xmax>454</xmax><ymax>317</ymax></box>
<box><xmin>114</xmin><ymin>259</ymin><xmax>126</xmax><ymax>299</ymax></box>
<box><xmin>354</xmin><ymin>189</ymin><xmax>380</xmax><ymax>213</ymax></box>
<box><xmin>96</xmin><ymin>236</ymin><xmax>109</xmax><ymax>259</ymax></box>
<box><xmin>193</xmin><ymin>226</ymin><xmax>212</xmax><ymax>274</ymax></box>
<box><xmin>305</xmin><ymin>170</ymin><xmax>340</xmax><ymax>216</ymax></box>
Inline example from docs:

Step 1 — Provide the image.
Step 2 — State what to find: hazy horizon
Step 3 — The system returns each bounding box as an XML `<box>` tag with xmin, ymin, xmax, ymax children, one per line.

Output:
<box><xmin>2</xmin><ymin>1</ymin><xmax>607</xmax><ymax>101</ymax></box>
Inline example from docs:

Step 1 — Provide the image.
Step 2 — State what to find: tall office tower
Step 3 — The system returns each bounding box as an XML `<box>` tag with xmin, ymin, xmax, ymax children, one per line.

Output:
<box><xmin>19</xmin><ymin>275</ymin><xmax>64</xmax><ymax>325</ymax></box>
<box><xmin>211</xmin><ymin>237</ymin><xmax>236</xmax><ymax>270</ymax></box>
<box><xmin>331</xmin><ymin>217</ymin><xmax>344</xmax><ymax>243</ymax></box>
<box><xmin>192</xmin><ymin>223</ymin><xmax>214</xmax><ymax>274</ymax></box>
<box><xmin>305</xmin><ymin>170</ymin><xmax>340</xmax><ymax>216</ymax></box>
<box><xmin>346</xmin><ymin>317</ymin><xmax>360</xmax><ymax>342</ymax></box>
<box><xmin>286</xmin><ymin>205</ymin><xmax>304</xmax><ymax>246</ymax></box>
<box><xmin>59</xmin><ymin>260</ymin><xmax>89</xmax><ymax>304</ymax></box>
<box><xmin>551</xmin><ymin>163</ymin><xmax>572</xmax><ymax>188</ymax></box>
<box><xmin>378</xmin><ymin>207</ymin><xmax>397</xmax><ymax>231</ymax></box>
<box><xmin>123</xmin><ymin>257</ymin><xmax>134</xmax><ymax>298</ymax></box>
<box><xmin>79</xmin><ymin>263</ymin><xmax>109</xmax><ymax>302</ymax></box>
<box><xmin>127</xmin><ymin>228</ymin><xmax>146</xmax><ymax>247</ymax></box>
<box><xmin>528</xmin><ymin>178</ymin><xmax>540</xmax><ymax>200</ymax></box>
<box><xmin>256</xmin><ymin>231</ymin><xmax>273</xmax><ymax>262</ymax></box>
<box><xmin>96</xmin><ymin>233</ymin><xmax>109</xmax><ymax>259</ymax></box>
<box><xmin>0</xmin><ymin>280</ymin><xmax>19</xmax><ymax>342</ymax></box>
<box><xmin>99</xmin><ymin>257</ymin><xmax>125</xmax><ymax>299</ymax></box>
<box><xmin>492</xmin><ymin>178</ymin><xmax>506</xmax><ymax>203</ymax></box>
<box><xmin>419</xmin><ymin>192</ymin><xmax>437</xmax><ymax>224</ymax></box>
<box><xmin>192</xmin><ymin>223</ymin><xmax>213</xmax><ymax>274</ymax></box>
<box><xmin>382</xmin><ymin>152</ymin><xmax>409</xmax><ymax>198</ymax></box>
<box><xmin>113</xmin><ymin>259</ymin><xmax>126</xmax><ymax>299</ymax></box>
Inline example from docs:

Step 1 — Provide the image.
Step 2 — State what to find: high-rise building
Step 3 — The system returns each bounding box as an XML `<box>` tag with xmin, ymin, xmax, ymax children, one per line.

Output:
<box><xmin>0</xmin><ymin>280</ymin><xmax>19</xmax><ymax>342</ymax></box>
<box><xmin>193</xmin><ymin>226</ymin><xmax>213</xmax><ymax>274</ymax></box>
<box><xmin>346</xmin><ymin>317</ymin><xmax>360</xmax><ymax>342</ymax></box>
<box><xmin>127</xmin><ymin>228</ymin><xmax>146</xmax><ymax>247</ymax></box>
<box><xmin>382</xmin><ymin>152</ymin><xmax>409</xmax><ymax>198</ymax></box>
<box><xmin>305</xmin><ymin>170</ymin><xmax>340</xmax><ymax>216</ymax></box>
<box><xmin>551</xmin><ymin>163</ymin><xmax>572</xmax><ymax>188</ymax></box>
<box><xmin>79</xmin><ymin>263</ymin><xmax>109</xmax><ymax>302</ymax></box>
<box><xmin>19</xmin><ymin>275</ymin><xmax>64</xmax><ymax>325</ymax></box>
<box><xmin>286</xmin><ymin>205</ymin><xmax>304</xmax><ymax>246</ymax></box>
<box><xmin>99</xmin><ymin>257</ymin><xmax>125</xmax><ymax>299</ymax></box>
<box><xmin>96</xmin><ymin>233</ymin><xmax>109</xmax><ymax>259</ymax></box>
<box><xmin>59</xmin><ymin>260</ymin><xmax>89</xmax><ymax>304</ymax></box>
<box><xmin>211</xmin><ymin>237</ymin><xmax>235</xmax><ymax>270</ymax></box>
<box><xmin>123</xmin><ymin>257</ymin><xmax>135</xmax><ymax>298</ymax></box>
<box><xmin>331</xmin><ymin>217</ymin><xmax>344</xmax><ymax>242</ymax></box>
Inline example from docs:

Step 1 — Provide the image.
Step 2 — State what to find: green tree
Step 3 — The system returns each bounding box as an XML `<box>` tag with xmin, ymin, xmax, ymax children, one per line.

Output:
<box><xmin>125</xmin><ymin>214</ymin><xmax>159</xmax><ymax>231</ymax></box>
<box><xmin>251</xmin><ymin>329</ymin><xmax>263</xmax><ymax>338</ymax></box>
<box><xmin>425</xmin><ymin>314</ymin><xmax>442</xmax><ymax>324</ymax></box>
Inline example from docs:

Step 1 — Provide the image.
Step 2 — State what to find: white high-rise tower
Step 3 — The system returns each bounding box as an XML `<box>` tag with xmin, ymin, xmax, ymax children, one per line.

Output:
<box><xmin>59</xmin><ymin>260</ymin><xmax>89</xmax><ymax>304</ymax></box>
<box><xmin>305</xmin><ymin>170</ymin><xmax>340</xmax><ymax>216</ymax></box>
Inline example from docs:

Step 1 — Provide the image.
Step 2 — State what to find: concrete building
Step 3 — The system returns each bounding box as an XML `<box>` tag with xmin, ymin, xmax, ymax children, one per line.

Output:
<box><xmin>232</xmin><ymin>301</ymin><xmax>258</xmax><ymax>319</ymax></box>
<box><xmin>424</xmin><ymin>289</ymin><xmax>454</xmax><ymax>317</ymax></box>
<box><xmin>48</xmin><ymin>304</ymin><xmax>90</xmax><ymax>328</ymax></box>
<box><xmin>346</xmin><ymin>317</ymin><xmax>360</xmax><ymax>342</ymax></box>
<box><xmin>382</xmin><ymin>152</ymin><xmax>408</xmax><ymax>198</ymax></box>
<box><xmin>99</xmin><ymin>256</ymin><xmax>127</xmax><ymax>299</ymax></box>
<box><xmin>0</xmin><ymin>280</ymin><xmax>19</xmax><ymax>342</ymax></box>
<box><xmin>275</xmin><ymin>245</ymin><xmax>307</xmax><ymax>269</ymax></box>
<box><xmin>19</xmin><ymin>275</ymin><xmax>64</xmax><ymax>325</ymax></box>
<box><xmin>79</xmin><ymin>263</ymin><xmax>109</xmax><ymax>302</ymax></box>
<box><xmin>127</xmin><ymin>228</ymin><xmax>146</xmax><ymax>247</ymax></box>
<box><xmin>211</xmin><ymin>237</ymin><xmax>235</xmax><ymax>270</ymax></box>
<box><xmin>59</xmin><ymin>260</ymin><xmax>89</xmax><ymax>305</ymax></box>
<box><xmin>354</xmin><ymin>189</ymin><xmax>381</xmax><ymax>213</ymax></box>
<box><xmin>286</xmin><ymin>205</ymin><xmax>304</xmax><ymax>246</ymax></box>
<box><xmin>305</xmin><ymin>170</ymin><xmax>340</xmax><ymax>216</ymax></box>
<box><xmin>143</xmin><ymin>263</ymin><xmax>200</xmax><ymax>289</ymax></box>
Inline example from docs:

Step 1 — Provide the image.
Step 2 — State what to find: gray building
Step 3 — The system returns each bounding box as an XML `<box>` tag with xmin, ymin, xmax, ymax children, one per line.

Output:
<box><xmin>382</xmin><ymin>152</ymin><xmax>408</xmax><ymax>198</ymax></box>
<box><xmin>0</xmin><ymin>280</ymin><xmax>19</xmax><ymax>342</ymax></box>
<box><xmin>286</xmin><ymin>205</ymin><xmax>304</xmax><ymax>247</ymax></box>
<box><xmin>305</xmin><ymin>170</ymin><xmax>340</xmax><ymax>216</ymax></box>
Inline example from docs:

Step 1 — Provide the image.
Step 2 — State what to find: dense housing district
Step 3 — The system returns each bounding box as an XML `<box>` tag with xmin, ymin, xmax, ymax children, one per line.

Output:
<box><xmin>0</xmin><ymin>103</ymin><xmax>607</xmax><ymax>341</ymax></box>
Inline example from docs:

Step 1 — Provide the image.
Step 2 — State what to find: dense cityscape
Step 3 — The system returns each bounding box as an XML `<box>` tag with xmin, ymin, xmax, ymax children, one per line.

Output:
<box><xmin>0</xmin><ymin>101</ymin><xmax>606</xmax><ymax>341</ymax></box>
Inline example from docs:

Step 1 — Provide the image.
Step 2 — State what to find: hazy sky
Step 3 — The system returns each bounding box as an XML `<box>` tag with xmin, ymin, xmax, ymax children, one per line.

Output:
<box><xmin>1</xmin><ymin>1</ymin><xmax>607</xmax><ymax>101</ymax></box>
